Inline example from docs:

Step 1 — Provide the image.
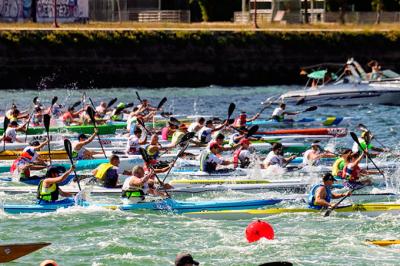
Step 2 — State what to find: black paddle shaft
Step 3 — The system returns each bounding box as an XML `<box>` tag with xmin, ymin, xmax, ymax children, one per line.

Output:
<box><xmin>43</xmin><ymin>114</ymin><xmax>52</xmax><ymax>164</ymax></box>
<box><xmin>87</xmin><ymin>106</ymin><xmax>107</xmax><ymax>159</ymax></box>
<box><xmin>64</xmin><ymin>139</ymin><xmax>81</xmax><ymax>191</ymax></box>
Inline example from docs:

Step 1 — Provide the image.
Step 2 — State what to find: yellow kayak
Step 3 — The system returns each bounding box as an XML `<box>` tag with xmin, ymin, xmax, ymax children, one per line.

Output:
<box><xmin>366</xmin><ymin>240</ymin><xmax>400</xmax><ymax>246</ymax></box>
<box><xmin>0</xmin><ymin>150</ymin><xmax>68</xmax><ymax>160</ymax></box>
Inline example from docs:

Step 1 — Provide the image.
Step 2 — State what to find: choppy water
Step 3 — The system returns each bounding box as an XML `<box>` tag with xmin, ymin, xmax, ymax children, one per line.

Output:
<box><xmin>1</xmin><ymin>86</ymin><xmax>400</xmax><ymax>265</ymax></box>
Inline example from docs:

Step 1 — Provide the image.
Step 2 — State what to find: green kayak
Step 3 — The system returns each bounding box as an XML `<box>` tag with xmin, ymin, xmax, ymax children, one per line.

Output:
<box><xmin>0</xmin><ymin>124</ymin><xmax>117</xmax><ymax>135</ymax></box>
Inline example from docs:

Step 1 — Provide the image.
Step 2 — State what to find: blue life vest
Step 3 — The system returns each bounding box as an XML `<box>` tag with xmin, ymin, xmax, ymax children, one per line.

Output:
<box><xmin>307</xmin><ymin>184</ymin><xmax>332</xmax><ymax>210</ymax></box>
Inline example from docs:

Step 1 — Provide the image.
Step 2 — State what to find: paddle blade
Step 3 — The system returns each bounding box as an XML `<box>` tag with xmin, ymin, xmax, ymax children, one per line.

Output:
<box><xmin>107</xmin><ymin>98</ymin><xmax>118</xmax><ymax>109</ymax></box>
<box><xmin>157</xmin><ymin>97</ymin><xmax>167</xmax><ymax>110</ymax></box>
<box><xmin>304</xmin><ymin>106</ymin><xmax>317</xmax><ymax>112</ymax></box>
<box><xmin>324</xmin><ymin>208</ymin><xmax>332</xmax><ymax>217</ymax></box>
<box><xmin>0</xmin><ymin>242</ymin><xmax>51</xmax><ymax>263</ymax></box>
<box><xmin>169</xmin><ymin>117</ymin><xmax>181</xmax><ymax>127</ymax></box>
<box><xmin>227</xmin><ymin>103</ymin><xmax>236</xmax><ymax>119</ymax></box>
<box><xmin>72</xmin><ymin>101</ymin><xmax>81</xmax><ymax>109</ymax></box>
<box><xmin>33</xmin><ymin>97</ymin><xmax>38</xmax><ymax>105</ymax></box>
<box><xmin>86</xmin><ymin>106</ymin><xmax>96</xmax><ymax>124</ymax></box>
<box><xmin>43</xmin><ymin>114</ymin><xmax>51</xmax><ymax>132</ymax></box>
<box><xmin>125</xmin><ymin>102</ymin><xmax>134</xmax><ymax>109</ymax></box>
<box><xmin>181</xmin><ymin>132</ymin><xmax>196</xmax><ymax>143</ymax></box>
<box><xmin>139</xmin><ymin>147</ymin><xmax>150</xmax><ymax>163</ymax></box>
<box><xmin>357</xmin><ymin>123</ymin><xmax>369</xmax><ymax>132</ymax></box>
<box><xmin>135</xmin><ymin>91</ymin><xmax>143</xmax><ymax>103</ymax></box>
<box><xmin>64</xmin><ymin>139</ymin><xmax>73</xmax><ymax>162</ymax></box>
<box><xmin>226</xmin><ymin>118</ymin><xmax>235</xmax><ymax>125</ymax></box>
<box><xmin>3</xmin><ymin>116</ymin><xmax>10</xmax><ymax>131</ymax></box>
<box><xmin>246</xmin><ymin>125</ymin><xmax>259</xmax><ymax>138</ymax></box>
<box><xmin>51</xmin><ymin>96</ymin><xmax>58</xmax><ymax>106</ymax></box>
<box><xmin>350</xmin><ymin>132</ymin><xmax>360</xmax><ymax>145</ymax></box>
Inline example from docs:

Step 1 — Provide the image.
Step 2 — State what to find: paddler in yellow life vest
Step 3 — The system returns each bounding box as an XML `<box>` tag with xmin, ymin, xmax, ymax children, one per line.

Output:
<box><xmin>122</xmin><ymin>166</ymin><xmax>166</xmax><ymax>202</ymax></box>
<box><xmin>92</xmin><ymin>155</ymin><xmax>132</xmax><ymax>188</ymax></box>
<box><xmin>72</xmin><ymin>129</ymin><xmax>102</xmax><ymax>160</ymax></box>
<box><xmin>110</xmin><ymin>103</ymin><xmax>128</xmax><ymax>121</ymax></box>
<box><xmin>352</xmin><ymin>131</ymin><xmax>387</xmax><ymax>155</ymax></box>
<box><xmin>308</xmin><ymin>173</ymin><xmax>351</xmax><ymax>210</ymax></box>
<box><xmin>167</xmin><ymin>124</ymin><xmax>188</xmax><ymax>148</ymax></box>
<box><xmin>37</xmin><ymin>165</ymin><xmax>75</xmax><ymax>203</ymax></box>
<box><xmin>331</xmin><ymin>149</ymin><xmax>352</xmax><ymax>179</ymax></box>
<box><xmin>6</xmin><ymin>104</ymin><xmax>29</xmax><ymax>123</ymax></box>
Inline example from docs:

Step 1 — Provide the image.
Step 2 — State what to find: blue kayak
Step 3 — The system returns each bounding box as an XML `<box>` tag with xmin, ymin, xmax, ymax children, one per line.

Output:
<box><xmin>247</xmin><ymin>117</ymin><xmax>357</xmax><ymax>127</ymax></box>
<box><xmin>3</xmin><ymin>198</ymin><xmax>284</xmax><ymax>214</ymax></box>
<box><xmin>0</xmin><ymin>174</ymin><xmax>75</xmax><ymax>186</ymax></box>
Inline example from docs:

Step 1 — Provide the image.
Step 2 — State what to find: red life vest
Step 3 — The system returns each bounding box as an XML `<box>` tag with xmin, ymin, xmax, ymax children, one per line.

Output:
<box><xmin>233</xmin><ymin>148</ymin><xmax>242</xmax><ymax>168</ymax></box>
<box><xmin>234</xmin><ymin>115</ymin><xmax>246</xmax><ymax>127</ymax></box>
<box><xmin>10</xmin><ymin>158</ymin><xmax>31</xmax><ymax>177</ymax></box>
<box><xmin>342</xmin><ymin>164</ymin><xmax>361</xmax><ymax>182</ymax></box>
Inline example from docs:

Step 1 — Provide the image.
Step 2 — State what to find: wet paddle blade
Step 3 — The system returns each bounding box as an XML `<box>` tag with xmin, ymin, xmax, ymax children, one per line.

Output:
<box><xmin>125</xmin><ymin>102</ymin><xmax>134</xmax><ymax>109</ymax></box>
<box><xmin>350</xmin><ymin>132</ymin><xmax>360</xmax><ymax>146</ymax></box>
<box><xmin>72</xmin><ymin>101</ymin><xmax>81</xmax><ymax>109</ymax></box>
<box><xmin>357</xmin><ymin>123</ymin><xmax>369</xmax><ymax>132</ymax></box>
<box><xmin>296</xmin><ymin>97</ymin><xmax>305</xmax><ymax>105</ymax></box>
<box><xmin>246</xmin><ymin>125</ymin><xmax>259</xmax><ymax>138</ymax></box>
<box><xmin>181</xmin><ymin>132</ymin><xmax>195</xmax><ymax>143</ymax></box>
<box><xmin>107</xmin><ymin>98</ymin><xmax>118</xmax><ymax>109</ymax></box>
<box><xmin>3</xmin><ymin>116</ymin><xmax>10</xmax><ymax>132</ymax></box>
<box><xmin>51</xmin><ymin>96</ymin><xmax>58</xmax><ymax>106</ymax></box>
<box><xmin>303</xmin><ymin>106</ymin><xmax>317</xmax><ymax>112</ymax></box>
<box><xmin>139</xmin><ymin>147</ymin><xmax>150</xmax><ymax>163</ymax></box>
<box><xmin>136</xmin><ymin>91</ymin><xmax>143</xmax><ymax>103</ymax></box>
<box><xmin>227</xmin><ymin>103</ymin><xmax>236</xmax><ymax>120</ymax></box>
<box><xmin>33</xmin><ymin>97</ymin><xmax>38</xmax><ymax>105</ymax></box>
<box><xmin>43</xmin><ymin>114</ymin><xmax>51</xmax><ymax>133</ymax></box>
<box><xmin>157</xmin><ymin>97</ymin><xmax>167</xmax><ymax>110</ymax></box>
<box><xmin>86</xmin><ymin>106</ymin><xmax>96</xmax><ymax>125</ymax></box>
<box><xmin>64</xmin><ymin>139</ymin><xmax>73</xmax><ymax>163</ymax></box>
<box><xmin>169</xmin><ymin>117</ymin><xmax>181</xmax><ymax>127</ymax></box>
<box><xmin>0</xmin><ymin>242</ymin><xmax>51</xmax><ymax>263</ymax></box>
<box><xmin>259</xmin><ymin>262</ymin><xmax>293</xmax><ymax>266</ymax></box>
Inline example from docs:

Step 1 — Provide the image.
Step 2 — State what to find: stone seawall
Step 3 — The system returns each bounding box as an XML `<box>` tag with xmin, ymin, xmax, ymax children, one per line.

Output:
<box><xmin>0</xmin><ymin>30</ymin><xmax>399</xmax><ymax>89</ymax></box>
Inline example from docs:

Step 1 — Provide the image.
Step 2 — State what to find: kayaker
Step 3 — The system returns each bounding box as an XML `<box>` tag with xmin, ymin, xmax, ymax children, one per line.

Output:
<box><xmin>10</xmin><ymin>139</ymin><xmax>49</xmax><ymax>180</ymax></box>
<box><xmin>210</xmin><ymin>133</ymin><xmax>236</xmax><ymax>152</ymax></box>
<box><xmin>302</xmin><ymin>142</ymin><xmax>336</xmax><ymax>166</ymax></box>
<box><xmin>6</xmin><ymin>104</ymin><xmax>29</xmax><ymax>122</ymax></box>
<box><xmin>143</xmin><ymin>160</ymin><xmax>174</xmax><ymax>189</ymax></box>
<box><xmin>145</xmin><ymin>134</ymin><xmax>165</xmax><ymax>161</ymax></box>
<box><xmin>199</xmin><ymin>142</ymin><xmax>232</xmax><ymax>173</ymax></box>
<box><xmin>233</xmin><ymin>111</ymin><xmax>260</xmax><ymax>128</ymax></box>
<box><xmin>331</xmin><ymin>149</ymin><xmax>352</xmax><ymax>178</ymax></box>
<box><xmin>188</xmin><ymin>117</ymin><xmax>205</xmax><ymax>133</ymax></box>
<box><xmin>110</xmin><ymin>103</ymin><xmax>128</xmax><ymax>121</ymax></box>
<box><xmin>92</xmin><ymin>155</ymin><xmax>132</xmax><ymax>188</ymax></box>
<box><xmin>1</xmin><ymin>120</ymin><xmax>28</xmax><ymax>143</ymax></box>
<box><xmin>95</xmin><ymin>102</ymin><xmax>108</xmax><ymax>117</ymax></box>
<box><xmin>228</xmin><ymin>127</ymin><xmax>259</xmax><ymax>147</ymax></box>
<box><xmin>262</xmin><ymin>142</ymin><xmax>296</xmax><ymax>169</ymax></box>
<box><xmin>161</xmin><ymin>121</ymin><xmax>178</xmax><ymax>141</ymax></box>
<box><xmin>169</xmin><ymin>124</ymin><xmax>188</xmax><ymax>148</ymax></box>
<box><xmin>121</xmin><ymin>166</ymin><xmax>164</xmax><ymax>202</ymax></box>
<box><xmin>37</xmin><ymin>165</ymin><xmax>75</xmax><ymax>203</ymax></box>
<box><xmin>271</xmin><ymin>103</ymin><xmax>298</xmax><ymax>122</ymax></box>
<box><xmin>198</xmin><ymin>120</ymin><xmax>227</xmax><ymax>144</ymax></box>
<box><xmin>62</xmin><ymin>106</ymin><xmax>83</xmax><ymax>126</ymax></box>
<box><xmin>352</xmin><ymin>131</ymin><xmax>387</xmax><ymax>154</ymax></box>
<box><xmin>72</xmin><ymin>129</ymin><xmax>101</xmax><ymax>160</ymax></box>
<box><xmin>137</xmin><ymin>99</ymin><xmax>158</xmax><ymax>116</ymax></box>
<box><xmin>175</xmin><ymin>253</ymin><xmax>199</xmax><ymax>266</ymax></box>
<box><xmin>233</xmin><ymin>138</ymin><xmax>252</xmax><ymax>168</ymax></box>
<box><xmin>31</xmin><ymin>105</ymin><xmax>44</xmax><ymax>127</ymax></box>
<box><xmin>342</xmin><ymin>152</ymin><xmax>378</xmax><ymax>189</ymax></box>
<box><xmin>308</xmin><ymin>173</ymin><xmax>351</xmax><ymax>210</ymax></box>
<box><xmin>126</xmin><ymin>127</ymin><xmax>147</xmax><ymax>155</ymax></box>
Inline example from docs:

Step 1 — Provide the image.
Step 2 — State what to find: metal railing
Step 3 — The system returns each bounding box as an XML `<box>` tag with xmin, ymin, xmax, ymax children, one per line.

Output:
<box><xmin>138</xmin><ymin>10</ymin><xmax>190</xmax><ymax>23</ymax></box>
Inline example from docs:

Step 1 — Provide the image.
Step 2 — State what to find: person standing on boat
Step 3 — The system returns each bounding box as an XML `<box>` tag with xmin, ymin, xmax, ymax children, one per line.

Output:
<box><xmin>308</xmin><ymin>173</ymin><xmax>351</xmax><ymax>210</ymax></box>
<box><xmin>122</xmin><ymin>166</ymin><xmax>165</xmax><ymax>202</ymax></box>
<box><xmin>233</xmin><ymin>138</ymin><xmax>252</xmax><ymax>169</ymax></box>
<box><xmin>302</xmin><ymin>142</ymin><xmax>336</xmax><ymax>166</ymax></box>
<box><xmin>37</xmin><ymin>165</ymin><xmax>75</xmax><ymax>203</ymax></box>
<box><xmin>72</xmin><ymin>129</ymin><xmax>101</xmax><ymax>160</ymax></box>
<box><xmin>352</xmin><ymin>131</ymin><xmax>386</xmax><ymax>154</ymax></box>
<box><xmin>233</xmin><ymin>111</ymin><xmax>260</xmax><ymax>128</ymax></box>
<box><xmin>331</xmin><ymin>149</ymin><xmax>352</xmax><ymax>178</ymax></box>
<box><xmin>10</xmin><ymin>139</ymin><xmax>49</xmax><ymax>180</ymax></box>
<box><xmin>367</xmin><ymin>60</ymin><xmax>381</xmax><ymax>81</ymax></box>
<box><xmin>262</xmin><ymin>142</ymin><xmax>296</xmax><ymax>169</ymax></box>
<box><xmin>199</xmin><ymin>142</ymin><xmax>232</xmax><ymax>173</ymax></box>
<box><xmin>271</xmin><ymin>103</ymin><xmax>299</xmax><ymax>122</ymax></box>
<box><xmin>92</xmin><ymin>155</ymin><xmax>132</xmax><ymax>188</ymax></box>
<box><xmin>342</xmin><ymin>152</ymin><xmax>378</xmax><ymax>189</ymax></box>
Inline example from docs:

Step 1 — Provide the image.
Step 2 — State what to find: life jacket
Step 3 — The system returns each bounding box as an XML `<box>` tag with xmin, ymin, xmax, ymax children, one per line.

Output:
<box><xmin>233</xmin><ymin>148</ymin><xmax>242</xmax><ymax>168</ymax></box>
<box><xmin>62</xmin><ymin>112</ymin><xmax>73</xmax><ymax>125</ymax></box>
<box><xmin>145</xmin><ymin>145</ymin><xmax>160</xmax><ymax>160</ymax></box>
<box><xmin>199</xmin><ymin>150</ymin><xmax>216</xmax><ymax>173</ymax></box>
<box><xmin>331</xmin><ymin>157</ymin><xmax>345</xmax><ymax>177</ymax></box>
<box><xmin>233</xmin><ymin>116</ymin><xmax>246</xmax><ymax>127</ymax></box>
<box><xmin>95</xmin><ymin>163</ymin><xmax>114</xmax><ymax>180</ymax></box>
<box><xmin>10</xmin><ymin>158</ymin><xmax>31</xmax><ymax>178</ymax></box>
<box><xmin>342</xmin><ymin>164</ymin><xmax>361</xmax><ymax>182</ymax></box>
<box><xmin>307</xmin><ymin>184</ymin><xmax>332</xmax><ymax>210</ymax></box>
<box><xmin>171</xmin><ymin>131</ymin><xmax>185</xmax><ymax>146</ymax></box>
<box><xmin>122</xmin><ymin>189</ymin><xmax>145</xmax><ymax>199</ymax></box>
<box><xmin>37</xmin><ymin>180</ymin><xmax>59</xmax><ymax>202</ymax></box>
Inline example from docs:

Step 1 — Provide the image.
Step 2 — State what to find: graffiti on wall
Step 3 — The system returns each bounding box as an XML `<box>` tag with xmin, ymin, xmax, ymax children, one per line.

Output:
<box><xmin>0</xmin><ymin>0</ymin><xmax>87</xmax><ymax>21</ymax></box>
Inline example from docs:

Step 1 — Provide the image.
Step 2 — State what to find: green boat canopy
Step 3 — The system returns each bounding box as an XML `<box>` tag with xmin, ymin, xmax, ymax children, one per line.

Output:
<box><xmin>308</xmin><ymin>70</ymin><xmax>337</xmax><ymax>80</ymax></box>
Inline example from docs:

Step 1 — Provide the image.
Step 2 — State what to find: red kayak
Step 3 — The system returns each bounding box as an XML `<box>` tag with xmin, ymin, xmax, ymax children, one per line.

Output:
<box><xmin>256</xmin><ymin>128</ymin><xmax>347</xmax><ymax>137</ymax></box>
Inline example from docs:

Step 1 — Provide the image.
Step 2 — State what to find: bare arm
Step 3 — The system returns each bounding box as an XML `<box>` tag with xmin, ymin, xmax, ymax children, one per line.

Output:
<box><xmin>42</xmin><ymin>166</ymin><xmax>75</xmax><ymax>187</ymax></box>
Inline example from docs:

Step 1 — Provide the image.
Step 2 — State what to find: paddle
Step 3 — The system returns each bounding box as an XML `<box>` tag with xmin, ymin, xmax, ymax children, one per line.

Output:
<box><xmin>24</xmin><ymin>96</ymin><xmax>39</xmax><ymax>142</ymax></box>
<box><xmin>157</xmin><ymin>97</ymin><xmax>167</xmax><ymax>110</ymax></box>
<box><xmin>136</xmin><ymin>117</ymin><xmax>152</xmax><ymax>135</ymax></box>
<box><xmin>169</xmin><ymin>117</ymin><xmax>181</xmax><ymax>127</ymax></box>
<box><xmin>3</xmin><ymin>116</ymin><xmax>9</xmax><ymax>151</ymax></box>
<box><xmin>64</xmin><ymin>138</ymin><xmax>81</xmax><ymax>191</ymax></box>
<box><xmin>0</xmin><ymin>242</ymin><xmax>51</xmax><ymax>263</ymax></box>
<box><xmin>296</xmin><ymin>97</ymin><xmax>306</xmax><ymax>105</ymax></box>
<box><xmin>43</xmin><ymin>114</ymin><xmax>52</xmax><ymax>164</ymax></box>
<box><xmin>350</xmin><ymin>132</ymin><xmax>385</xmax><ymax>178</ymax></box>
<box><xmin>246</xmin><ymin>125</ymin><xmax>259</xmax><ymax>138</ymax></box>
<box><xmin>161</xmin><ymin>132</ymin><xmax>196</xmax><ymax>183</ymax></box>
<box><xmin>71</xmin><ymin>101</ymin><xmax>82</xmax><ymax>109</ymax></box>
<box><xmin>357</xmin><ymin>123</ymin><xmax>388</xmax><ymax>150</ymax></box>
<box><xmin>139</xmin><ymin>147</ymin><xmax>171</xmax><ymax>198</ymax></box>
<box><xmin>258</xmin><ymin>262</ymin><xmax>293</xmax><ymax>266</ymax></box>
<box><xmin>135</xmin><ymin>91</ymin><xmax>143</xmax><ymax>104</ymax></box>
<box><xmin>323</xmin><ymin>187</ymin><xmax>364</xmax><ymax>217</ymax></box>
<box><xmin>299</xmin><ymin>106</ymin><xmax>317</xmax><ymax>113</ymax></box>
<box><xmin>86</xmin><ymin>106</ymin><xmax>107</xmax><ymax>159</ymax></box>
<box><xmin>227</xmin><ymin>103</ymin><xmax>236</xmax><ymax>121</ymax></box>
<box><xmin>107</xmin><ymin>98</ymin><xmax>118</xmax><ymax>109</ymax></box>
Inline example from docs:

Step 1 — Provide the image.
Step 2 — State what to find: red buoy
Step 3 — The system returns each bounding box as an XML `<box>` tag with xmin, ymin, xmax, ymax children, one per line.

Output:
<box><xmin>245</xmin><ymin>220</ymin><xmax>274</xmax><ymax>243</ymax></box>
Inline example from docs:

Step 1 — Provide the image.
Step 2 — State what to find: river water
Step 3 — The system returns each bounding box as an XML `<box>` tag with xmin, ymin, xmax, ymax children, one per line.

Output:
<box><xmin>1</xmin><ymin>86</ymin><xmax>399</xmax><ymax>265</ymax></box>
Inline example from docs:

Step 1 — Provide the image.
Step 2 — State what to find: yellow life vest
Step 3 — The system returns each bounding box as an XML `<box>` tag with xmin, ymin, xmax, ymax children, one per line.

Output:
<box><xmin>171</xmin><ymin>131</ymin><xmax>184</xmax><ymax>145</ymax></box>
<box><xmin>331</xmin><ymin>157</ymin><xmax>345</xmax><ymax>176</ymax></box>
<box><xmin>95</xmin><ymin>163</ymin><xmax>114</xmax><ymax>180</ymax></box>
